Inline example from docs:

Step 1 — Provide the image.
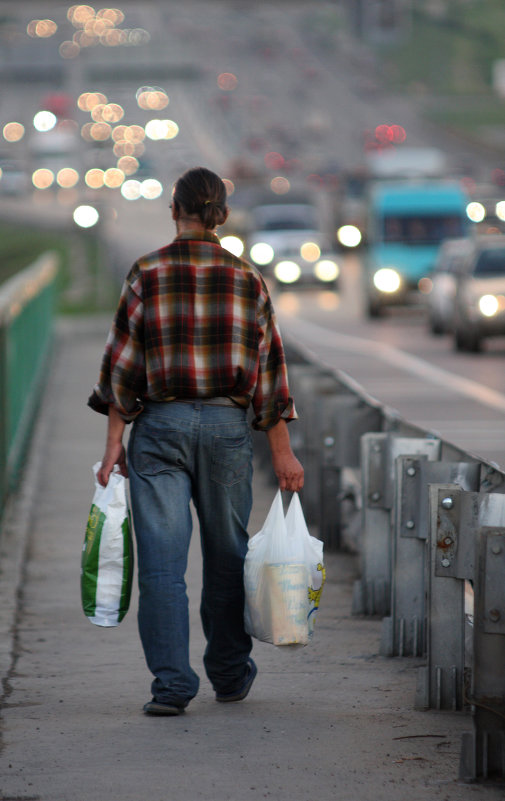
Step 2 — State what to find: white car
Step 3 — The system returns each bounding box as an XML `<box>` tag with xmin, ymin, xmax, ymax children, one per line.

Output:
<box><xmin>247</xmin><ymin>202</ymin><xmax>339</xmax><ymax>288</ymax></box>
<box><xmin>427</xmin><ymin>237</ymin><xmax>473</xmax><ymax>334</ymax></box>
<box><xmin>452</xmin><ymin>235</ymin><xmax>505</xmax><ymax>352</ymax></box>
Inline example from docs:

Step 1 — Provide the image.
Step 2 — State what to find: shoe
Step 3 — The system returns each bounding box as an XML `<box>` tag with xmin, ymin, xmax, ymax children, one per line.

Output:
<box><xmin>143</xmin><ymin>699</ymin><xmax>186</xmax><ymax>716</ymax></box>
<box><xmin>215</xmin><ymin>659</ymin><xmax>257</xmax><ymax>703</ymax></box>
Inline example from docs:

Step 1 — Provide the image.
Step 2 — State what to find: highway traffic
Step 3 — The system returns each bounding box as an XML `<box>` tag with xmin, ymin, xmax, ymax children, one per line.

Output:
<box><xmin>2</xmin><ymin>2</ymin><xmax>505</xmax><ymax>465</ymax></box>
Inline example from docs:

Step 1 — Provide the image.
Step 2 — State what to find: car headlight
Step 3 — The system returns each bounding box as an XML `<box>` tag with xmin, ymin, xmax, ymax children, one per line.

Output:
<box><xmin>274</xmin><ymin>261</ymin><xmax>301</xmax><ymax>283</ymax></box>
<box><xmin>373</xmin><ymin>267</ymin><xmax>401</xmax><ymax>293</ymax></box>
<box><xmin>221</xmin><ymin>235</ymin><xmax>244</xmax><ymax>257</ymax></box>
<box><xmin>314</xmin><ymin>259</ymin><xmax>339</xmax><ymax>282</ymax></box>
<box><xmin>250</xmin><ymin>242</ymin><xmax>274</xmax><ymax>265</ymax></box>
<box><xmin>300</xmin><ymin>241</ymin><xmax>321</xmax><ymax>262</ymax></box>
<box><xmin>478</xmin><ymin>294</ymin><xmax>500</xmax><ymax>317</ymax></box>
<box><xmin>337</xmin><ymin>225</ymin><xmax>362</xmax><ymax>248</ymax></box>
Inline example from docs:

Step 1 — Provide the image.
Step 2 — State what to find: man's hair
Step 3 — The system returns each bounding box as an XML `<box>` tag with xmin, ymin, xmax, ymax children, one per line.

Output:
<box><xmin>173</xmin><ymin>167</ymin><xmax>227</xmax><ymax>229</ymax></box>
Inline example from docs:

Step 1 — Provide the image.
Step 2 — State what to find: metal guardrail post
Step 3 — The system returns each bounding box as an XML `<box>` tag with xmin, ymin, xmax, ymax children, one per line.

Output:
<box><xmin>352</xmin><ymin>432</ymin><xmax>389</xmax><ymax>616</ymax></box>
<box><xmin>286</xmin><ymin>365</ymin><xmax>341</xmax><ymax>525</ymax></box>
<box><xmin>460</xmin><ymin>525</ymin><xmax>505</xmax><ymax>781</ymax></box>
<box><xmin>381</xmin><ymin>459</ymin><xmax>480</xmax><ymax>658</ymax></box>
<box><xmin>418</xmin><ymin>488</ymin><xmax>505</xmax><ymax>717</ymax></box>
<box><xmin>352</xmin><ymin>433</ymin><xmax>441</xmax><ymax>616</ymax></box>
<box><xmin>319</xmin><ymin>394</ymin><xmax>382</xmax><ymax>550</ymax></box>
<box><xmin>417</xmin><ymin>484</ymin><xmax>468</xmax><ymax>711</ymax></box>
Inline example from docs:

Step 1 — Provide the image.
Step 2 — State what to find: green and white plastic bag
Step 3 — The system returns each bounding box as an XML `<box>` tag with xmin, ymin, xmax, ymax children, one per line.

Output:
<box><xmin>81</xmin><ymin>463</ymin><xmax>133</xmax><ymax>627</ymax></box>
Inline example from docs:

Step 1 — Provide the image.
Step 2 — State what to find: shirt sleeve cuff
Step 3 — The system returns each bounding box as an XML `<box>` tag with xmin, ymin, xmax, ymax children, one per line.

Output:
<box><xmin>87</xmin><ymin>390</ymin><xmax>143</xmax><ymax>422</ymax></box>
<box><xmin>252</xmin><ymin>398</ymin><xmax>298</xmax><ymax>431</ymax></box>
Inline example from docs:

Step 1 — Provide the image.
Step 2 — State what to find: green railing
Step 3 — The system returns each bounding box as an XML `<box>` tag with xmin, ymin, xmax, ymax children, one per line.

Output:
<box><xmin>0</xmin><ymin>253</ymin><xmax>59</xmax><ymax>516</ymax></box>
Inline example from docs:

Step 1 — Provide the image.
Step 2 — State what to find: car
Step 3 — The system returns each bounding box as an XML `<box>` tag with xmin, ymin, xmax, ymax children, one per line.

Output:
<box><xmin>246</xmin><ymin>201</ymin><xmax>339</xmax><ymax>288</ymax></box>
<box><xmin>364</xmin><ymin>180</ymin><xmax>470</xmax><ymax>317</ymax></box>
<box><xmin>426</xmin><ymin>237</ymin><xmax>473</xmax><ymax>335</ymax></box>
<box><xmin>0</xmin><ymin>161</ymin><xmax>30</xmax><ymax>196</ymax></box>
<box><xmin>452</xmin><ymin>235</ymin><xmax>505</xmax><ymax>352</ymax></box>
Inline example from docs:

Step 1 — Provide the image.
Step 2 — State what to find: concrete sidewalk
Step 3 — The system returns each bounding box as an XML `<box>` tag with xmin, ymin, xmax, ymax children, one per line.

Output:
<box><xmin>0</xmin><ymin>316</ymin><xmax>502</xmax><ymax>801</ymax></box>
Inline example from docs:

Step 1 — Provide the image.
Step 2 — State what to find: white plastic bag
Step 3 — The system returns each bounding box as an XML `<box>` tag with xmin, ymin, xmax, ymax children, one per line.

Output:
<box><xmin>244</xmin><ymin>491</ymin><xmax>325</xmax><ymax>646</ymax></box>
<box><xmin>81</xmin><ymin>463</ymin><xmax>133</xmax><ymax>627</ymax></box>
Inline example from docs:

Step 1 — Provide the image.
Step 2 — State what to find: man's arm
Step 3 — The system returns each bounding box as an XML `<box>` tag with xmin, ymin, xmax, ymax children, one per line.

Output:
<box><xmin>97</xmin><ymin>405</ymin><xmax>128</xmax><ymax>487</ymax></box>
<box><xmin>266</xmin><ymin>419</ymin><xmax>304</xmax><ymax>492</ymax></box>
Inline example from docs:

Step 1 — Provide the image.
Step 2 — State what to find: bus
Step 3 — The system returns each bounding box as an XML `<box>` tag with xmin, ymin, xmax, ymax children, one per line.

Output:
<box><xmin>364</xmin><ymin>180</ymin><xmax>470</xmax><ymax>317</ymax></box>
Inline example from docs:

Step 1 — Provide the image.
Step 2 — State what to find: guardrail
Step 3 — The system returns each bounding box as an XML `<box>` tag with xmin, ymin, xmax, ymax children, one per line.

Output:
<box><xmin>0</xmin><ymin>253</ymin><xmax>59</xmax><ymax>518</ymax></box>
<box><xmin>278</xmin><ymin>338</ymin><xmax>505</xmax><ymax>785</ymax></box>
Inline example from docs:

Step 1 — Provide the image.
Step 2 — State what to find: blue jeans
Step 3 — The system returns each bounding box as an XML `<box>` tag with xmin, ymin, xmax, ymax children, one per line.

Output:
<box><xmin>127</xmin><ymin>400</ymin><xmax>254</xmax><ymax>706</ymax></box>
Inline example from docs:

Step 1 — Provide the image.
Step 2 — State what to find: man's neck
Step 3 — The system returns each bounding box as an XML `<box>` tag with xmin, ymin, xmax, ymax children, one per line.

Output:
<box><xmin>176</xmin><ymin>218</ymin><xmax>214</xmax><ymax>236</ymax></box>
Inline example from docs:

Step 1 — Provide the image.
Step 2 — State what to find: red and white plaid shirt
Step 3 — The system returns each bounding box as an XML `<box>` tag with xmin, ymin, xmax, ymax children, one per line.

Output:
<box><xmin>88</xmin><ymin>230</ymin><xmax>296</xmax><ymax>431</ymax></box>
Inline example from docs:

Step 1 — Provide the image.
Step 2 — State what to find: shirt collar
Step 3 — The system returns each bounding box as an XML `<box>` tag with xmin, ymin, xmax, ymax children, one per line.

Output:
<box><xmin>175</xmin><ymin>230</ymin><xmax>221</xmax><ymax>245</ymax></box>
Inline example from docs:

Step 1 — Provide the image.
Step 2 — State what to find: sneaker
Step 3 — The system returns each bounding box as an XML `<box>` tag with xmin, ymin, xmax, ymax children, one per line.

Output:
<box><xmin>143</xmin><ymin>699</ymin><xmax>186</xmax><ymax>716</ymax></box>
<box><xmin>215</xmin><ymin>659</ymin><xmax>257</xmax><ymax>703</ymax></box>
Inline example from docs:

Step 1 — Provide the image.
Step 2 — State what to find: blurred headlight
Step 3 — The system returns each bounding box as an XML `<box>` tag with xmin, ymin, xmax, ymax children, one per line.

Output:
<box><xmin>300</xmin><ymin>241</ymin><xmax>320</xmax><ymax>262</ymax></box>
<box><xmin>466</xmin><ymin>201</ymin><xmax>486</xmax><ymax>223</ymax></box>
<box><xmin>221</xmin><ymin>235</ymin><xmax>244</xmax><ymax>257</ymax></box>
<box><xmin>250</xmin><ymin>242</ymin><xmax>274</xmax><ymax>265</ymax></box>
<box><xmin>337</xmin><ymin>225</ymin><xmax>362</xmax><ymax>248</ymax></box>
<box><xmin>274</xmin><ymin>261</ymin><xmax>301</xmax><ymax>283</ymax></box>
<box><xmin>314</xmin><ymin>259</ymin><xmax>339</xmax><ymax>282</ymax></box>
<box><xmin>496</xmin><ymin>201</ymin><xmax>505</xmax><ymax>221</ymax></box>
<box><xmin>73</xmin><ymin>205</ymin><xmax>99</xmax><ymax>228</ymax></box>
<box><xmin>373</xmin><ymin>267</ymin><xmax>401</xmax><ymax>293</ymax></box>
<box><xmin>478</xmin><ymin>294</ymin><xmax>499</xmax><ymax>317</ymax></box>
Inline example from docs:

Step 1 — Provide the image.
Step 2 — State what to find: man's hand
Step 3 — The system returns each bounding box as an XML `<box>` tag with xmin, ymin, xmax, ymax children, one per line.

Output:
<box><xmin>97</xmin><ymin>405</ymin><xmax>128</xmax><ymax>487</ymax></box>
<box><xmin>266</xmin><ymin>419</ymin><xmax>304</xmax><ymax>492</ymax></box>
<box><xmin>270</xmin><ymin>449</ymin><xmax>304</xmax><ymax>492</ymax></box>
<box><xmin>97</xmin><ymin>442</ymin><xmax>128</xmax><ymax>487</ymax></box>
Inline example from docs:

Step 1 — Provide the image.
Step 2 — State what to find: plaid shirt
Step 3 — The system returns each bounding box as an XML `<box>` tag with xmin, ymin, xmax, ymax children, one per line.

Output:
<box><xmin>88</xmin><ymin>230</ymin><xmax>296</xmax><ymax>431</ymax></box>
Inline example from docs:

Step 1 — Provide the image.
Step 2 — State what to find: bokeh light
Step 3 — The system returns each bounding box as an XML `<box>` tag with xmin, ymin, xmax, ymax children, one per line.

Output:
<box><xmin>217</xmin><ymin>73</ymin><xmax>238</xmax><ymax>91</ymax></box>
<box><xmin>59</xmin><ymin>41</ymin><xmax>81</xmax><ymax>58</ymax></box>
<box><xmin>90</xmin><ymin>122</ymin><xmax>112</xmax><ymax>141</ymax></box>
<box><xmin>27</xmin><ymin>19</ymin><xmax>58</xmax><ymax>38</ymax></box>
<box><xmin>300</xmin><ymin>242</ymin><xmax>321</xmax><ymax>262</ymax></box>
<box><xmin>250</xmin><ymin>243</ymin><xmax>274</xmax><ymax>265</ymax></box>
<box><xmin>3</xmin><ymin>122</ymin><xmax>25</xmax><ymax>142</ymax></box>
<box><xmin>32</xmin><ymin>168</ymin><xmax>55</xmax><ymax>189</ymax></box>
<box><xmin>78</xmin><ymin>92</ymin><xmax>108</xmax><ymax>111</ymax></box>
<box><xmin>495</xmin><ymin>201</ymin><xmax>505</xmax><ymax>221</ymax></box>
<box><xmin>466</xmin><ymin>201</ymin><xmax>486</xmax><ymax>223</ymax></box>
<box><xmin>85</xmin><ymin>168</ymin><xmax>105</xmax><ymax>189</ymax></box>
<box><xmin>121</xmin><ymin>179</ymin><xmax>142</xmax><ymax>200</ymax></box>
<box><xmin>264</xmin><ymin>152</ymin><xmax>284</xmax><ymax>170</ymax></box>
<box><xmin>270</xmin><ymin>176</ymin><xmax>290</xmax><ymax>194</ymax></box>
<box><xmin>221</xmin><ymin>236</ymin><xmax>244</xmax><ymax>257</ymax></box>
<box><xmin>141</xmin><ymin>179</ymin><xmax>163</xmax><ymax>199</ymax></box>
<box><xmin>91</xmin><ymin>103</ymin><xmax>124</xmax><ymax>123</ymax></box>
<box><xmin>337</xmin><ymin>224</ymin><xmax>362</xmax><ymax>248</ymax></box>
<box><xmin>73</xmin><ymin>204</ymin><xmax>100</xmax><ymax>228</ymax></box>
<box><xmin>103</xmin><ymin>168</ymin><xmax>124</xmax><ymax>188</ymax></box>
<box><xmin>136</xmin><ymin>86</ymin><xmax>169</xmax><ymax>111</ymax></box>
<box><xmin>117</xmin><ymin>156</ymin><xmax>139</xmax><ymax>175</ymax></box>
<box><xmin>145</xmin><ymin>119</ymin><xmax>179</xmax><ymax>140</ymax></box>
<box><xmin>33</xmin><ymin>111</ymin><xmax>57</xmax><ymax>132</ymax></box>
<box><xmin>57</xmin><ymin>168</ymin><xmax>79</xmax><ymax>188</ymax></box>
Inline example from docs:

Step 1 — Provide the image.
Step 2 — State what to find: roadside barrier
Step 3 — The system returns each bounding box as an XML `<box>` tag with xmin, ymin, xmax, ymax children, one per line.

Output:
<box><xmin>0</xmin><ymin>253</ymin><xmax>59</xmax><ymax>518</ymax></box>
<box><xmin>281</xmin><ymin>339</ymin><xmax>505</xmax><ymax>784</ymax></box>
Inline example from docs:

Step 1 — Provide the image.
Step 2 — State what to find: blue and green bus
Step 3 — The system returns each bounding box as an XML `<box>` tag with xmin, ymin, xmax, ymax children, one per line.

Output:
<box><xmin>364</xmin><ymin>181</ymin><xmax>469</xmax><ymax>317</ymax></box>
